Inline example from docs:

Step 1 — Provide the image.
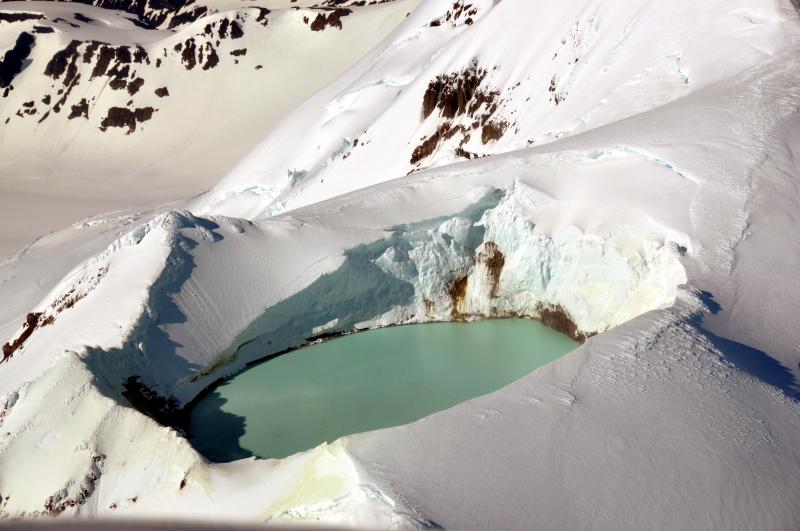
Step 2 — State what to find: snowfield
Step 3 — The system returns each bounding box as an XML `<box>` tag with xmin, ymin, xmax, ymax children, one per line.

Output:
<box><xmin>0</xmin><ymin>0</ymin><xmax>420</xmax><ymax>255</ymax></box>
<box><xmin>1</xmin><ymin>0</ymin><xmax>800</xmax><ymax>528</ymax></box>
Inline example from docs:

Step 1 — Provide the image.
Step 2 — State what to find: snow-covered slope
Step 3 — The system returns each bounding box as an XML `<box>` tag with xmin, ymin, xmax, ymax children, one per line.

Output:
<box><xmin>196</xmin><ymin>0</ymin><xmax>794</xmax><ymax>218</ymax></box>
<box><xmin>0</xmin><ymin>0</ymin><xmax>418</xmax><ymax>255</ymax></box>
<box><xmin>1</xmin><ymin>0</ymin><xmax>800</xmax><ymax>527</ymax></box>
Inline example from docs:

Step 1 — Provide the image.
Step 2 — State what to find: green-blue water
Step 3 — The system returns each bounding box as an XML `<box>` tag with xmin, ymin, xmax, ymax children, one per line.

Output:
<box><xmin>188</xmin><ymin>319</ymin><xmax>578</xmax><ymax>461</ymax></box>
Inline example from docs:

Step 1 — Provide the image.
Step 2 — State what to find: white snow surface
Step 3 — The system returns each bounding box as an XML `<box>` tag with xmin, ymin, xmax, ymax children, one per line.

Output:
<box><xmin>1</xmin><ymin>0</ymin><xmax>800</xmax><ymax>528</ymax></box>
<box><xmin>0</xmin><ymin>0</ymin><xmax>420</xmax><ymax>255</ymax></box>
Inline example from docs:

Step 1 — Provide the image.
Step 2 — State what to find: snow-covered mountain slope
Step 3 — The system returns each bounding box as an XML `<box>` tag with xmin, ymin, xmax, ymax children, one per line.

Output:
<box><xmin>1</xmin><ymin>0</ymin><xmax>800</xmax><ymax>527</ymax></box>
<box><xmin>0</xmin><ymin>0</ymin><xmax>418</xmax><ymax>255</ymax></box>
<box><xmin>196</xmin><ymin>0</ymin><xmax>796</xmax><ymax>218</ymax></box>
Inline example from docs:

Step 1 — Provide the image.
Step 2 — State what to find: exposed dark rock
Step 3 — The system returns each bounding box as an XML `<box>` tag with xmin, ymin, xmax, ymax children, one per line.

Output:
<box><xmin>230</xmin><ymin>20</ymin><xmax>243</xmax><ymax>38</ymax></box>
<box><xmin>432</xmin><ymin>1</ymin><xmax>479</xmax><ymax>28</ymax></box>
<box><xmin>422</xmin><ymin>60</ymin><xmax>487</xmax><ymax>120</ymax></box>
<box><xmin>126</xmin><ymin>76</ymin><xmax>144</xmax><ymax>95</ymax></box>
<box><xmin>122</xmin><ymin>376</ymin><xmax>187</xmax><ymax>430</ymax></box>
<box><xmin>481</xmin><ymin>119</ymin><xmax>508</xmax><ymax>143</ymax></box>
<box><xmin>91</xmin><ymin>45</ymin><xmax>115</xmax><ymax>78</ymax></box>
<box><xmin>44</xmin><ymin>39</ymin><xmax>80</xmax><ymax>84</ymax></box>
<box><xmin>180</xmin><ymin>38</ymin><xmax>196</xmax><ymax>69</ymax></box>
<box><xmin>47</xmin><ymin>268</ymin><xmax>106</xmax><ymax>320</ymax></box>
<box><xmin>254</xmin><ymin>7</ymin><xmax>270</xmax><ymax>26</ymax></box>
<box><xmin>154</xmin><ymin>86</ymin><xmax>169</xmax><ymax>97</ymax></box>
<box><xmin>126</xmin><ymin>16</ymin><xmax>154</xmax><ymax>29</ymax></box>
<box><xmin>0</xmin><ymin>32</ymin><xmax>35</xmax><ymax>88</ymax></box>
<box><xmin>32</xmin><ymin>25</ymin><xmax>54</xmax><ymax>33</ymax></box>
<box><xmin>309</xmin><ymin>8</ymin><xmax>351</xmax><ymax>31</ymax></box>
<box><xmin>167</xmin><ymin>6</ymin><xmax>207</xmax><ymax>29</ymax></box>
<box><xmin>25</xmin><ymin>0</ymin><xmax>208</xmax><ymax>30</ymax></box>
<box><xmin>410</xmin><ymin>122</ymin><xmax>467</xmax><ymax>164</ymax></box>
<box><xmin>115</xmin><ymin>46</ymin><xmax>131</xmax><ymax>63</ymax></box>
<box><xmin>477</xmin><ymin>242</ymin><xmax>504</xmax><ymax>298</ymax></box>
<box><xmin>455</xmin><ymin>146</ymin><xmax>477</xmax><ymax>159</ymax></box>
<box><xmin>448</xmin><ymin>275</ymin><xmax>469</xmax><ymax>319</ymax></box>
<box><xmin>81</xmin><ymin>40</ymin><xmax>100</xmax><ymax>63</ymax></box>
<box><xmin>539</xmin><ymin>306</ymin><xmax>590</xmax><ymax>342</ymax></box>
<box><xmin>99</xmin><ymin>106</ymin><xmax>154</xmax><ymax>134</ymax></box>
<box><xmin>73</xmin><ymin>12</ymin><xmax>93</xmax><ymax>23</ymax></box>
<box><xmin>548</xmin><ymin>74</ymin><xmax>565</xmax><ymax>105</ymax></box>
<box><xmin>52</xmin><ymin>17</ymin><xmax>79</xmax><ymax>28</ymax></box>
<box><xmin>413</xmin><ymin>60</ymin><xmax>512</xmax><ymax>164</ymax></box>
<box><xmin>218</xmin><ymin>18</ymin><xmax>229</xmax><ymax>38</ymax></box>
<box><xmin>411</xmin><ymin>133</ymin><xmax>441</xmax><ymax>165</ymax></box>
<box><xmin>133</xmin><ymin>45</ymin><xmax>148</xmax><ymax>64</ymax></box>
<box><xmin>107</xmin><ymin>64</ymin><xmax>129</xmax><ymax>90</ymax></box>
<box><xmin>2</xmin><ymin>312</ymin><xmax>42</xmax><ymax>363</ymax></box>
<box><xmin>43</xmin><ymin>454</ymin><xmax>104</xmax><ymax>515</ymax></box>
<box><xmin>52</xmin><ymin>72</ymin><xmax>81</xmax><ymax>113</ymax></box>
<box><xmin>0</xmin><ymin>12</ymin><xmax>45</xmax><ymax>23</ymax></box>
<box><xmin>202</xmin><ymin>45</ymin><xmax>218</xmax><ymax>70</ymax></box>
<box><xmin>67</xmin><ymin>97</ymin><xmax>89</xmax><ymax>119</ymax></box>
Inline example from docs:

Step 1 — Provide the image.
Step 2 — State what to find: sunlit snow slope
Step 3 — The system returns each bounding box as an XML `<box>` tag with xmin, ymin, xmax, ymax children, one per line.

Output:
<box><xmin>1</xmin><ymin>0</ymin><xmax>800</xmax><ymax>528</ymax></box>
<box><xmin>0</xmin><ymin>0</ymin><xmax>419</xmax><ymax>254</ymax></box>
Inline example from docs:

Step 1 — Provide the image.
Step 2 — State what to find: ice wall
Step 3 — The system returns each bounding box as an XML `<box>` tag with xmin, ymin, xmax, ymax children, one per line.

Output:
<box><xmin>367</xmin><ymin>185</ymin><xmax>686</xmax><ymax>339</ymax></box>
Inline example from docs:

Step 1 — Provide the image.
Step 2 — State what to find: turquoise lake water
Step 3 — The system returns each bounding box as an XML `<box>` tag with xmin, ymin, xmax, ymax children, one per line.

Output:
<box><xmin>188</xmin><ymin>319</ymin><xmax>578</xmax><ymax>461</ymax></box>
